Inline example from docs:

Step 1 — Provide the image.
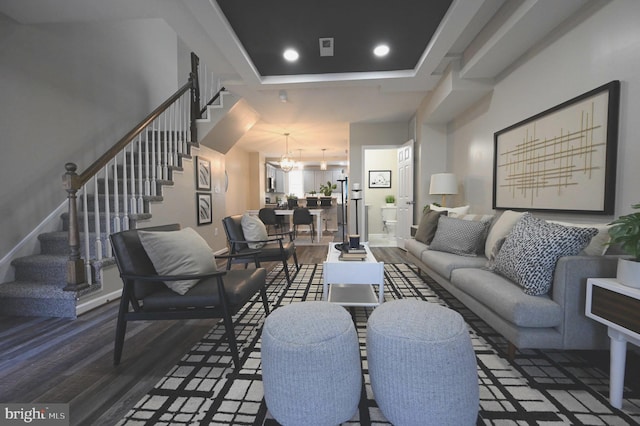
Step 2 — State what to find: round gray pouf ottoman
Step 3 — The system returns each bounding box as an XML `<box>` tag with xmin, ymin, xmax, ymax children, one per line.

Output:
<box><xmin>261</xmin><ymin>301</ymin><xmax>362</xmax><ymax>426</ymax></box>
<box><xmin>367</xmin><ymin>299</ymin><xmax>478</xmax><ymax>426</ymax></box>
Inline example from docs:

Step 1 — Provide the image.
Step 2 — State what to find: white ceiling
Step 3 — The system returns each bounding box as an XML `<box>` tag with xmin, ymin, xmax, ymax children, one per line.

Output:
<box><xmin>0</xmin><ymin>0</ymin><xmax>596</xmax><ymax>165</ymax></box>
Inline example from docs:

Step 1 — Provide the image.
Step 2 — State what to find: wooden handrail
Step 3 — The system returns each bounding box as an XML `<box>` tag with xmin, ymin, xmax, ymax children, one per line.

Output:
<box><xmin>72</xmin><ymin>80</ymin><xmax>194</xmax><ymax>191</ymax></box>
<box><xmin>199</xmin><ymin>86</ymin><xmax>226</xmax><ymax>117</ymax></box>
<box><xmin>61</xmin><ymin>51</ymin><xmax>233</xmax><ymax>289</ymax></box>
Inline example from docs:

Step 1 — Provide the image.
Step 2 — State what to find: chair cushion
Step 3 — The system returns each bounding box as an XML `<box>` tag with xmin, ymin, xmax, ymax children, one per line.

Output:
<box><xmin>138</xmin><ymin>227</ymin><xmax>217</xmax><ymax>295</ymax></box>
<box><xmin>143</xmin><ymin>268</ymin><xmax>266</xmax><ymax>310</ymax></box>
<box><xmin>241</xmin><ymin>213</ymin><xmax>268</xmax><ymax>249</ymax></box>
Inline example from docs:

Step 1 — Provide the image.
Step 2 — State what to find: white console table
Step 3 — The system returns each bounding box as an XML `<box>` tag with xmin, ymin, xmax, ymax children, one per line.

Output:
<box><xmin>585</xmin><ymin>278</ymin><xmax>640</xmax><ymax>409</ymax></box>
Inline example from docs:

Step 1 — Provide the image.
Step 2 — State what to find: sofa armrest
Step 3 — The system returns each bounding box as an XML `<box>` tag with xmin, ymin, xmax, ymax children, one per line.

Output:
<box><xmin>552</xmin><ymin>255</ymin><xmax>620</xmax><ymax>348</ymax></box>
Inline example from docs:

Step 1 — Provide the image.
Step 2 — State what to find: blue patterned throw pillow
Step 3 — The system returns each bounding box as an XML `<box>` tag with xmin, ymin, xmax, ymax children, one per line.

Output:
<box><xmin>492</xmin><ymin>213</ymin><xmax>598</xmax><ymax>295</ymax></box>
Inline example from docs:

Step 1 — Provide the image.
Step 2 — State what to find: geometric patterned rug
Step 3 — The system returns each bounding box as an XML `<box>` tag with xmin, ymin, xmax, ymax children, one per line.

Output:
<box><xmin>117</xmin><ymin>264</ymin><xmax>640</xmax><ymax>425</ymax></box>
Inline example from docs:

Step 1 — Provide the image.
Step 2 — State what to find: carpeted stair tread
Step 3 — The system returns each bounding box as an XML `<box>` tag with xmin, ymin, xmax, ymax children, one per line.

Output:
<box><xmin>60</xmin><ymin>212</ymin><xmax>153</xmax><ymax>232</ymax></box>
<box><xmin>11</xmin><ymin>254</ymin><xmax>68</xmax><ymax>285</ymax></box>
<box><xmin>0</xmin><ymin>281</ymin><xmax>77</xmax><ymax>299</ymax></box>
<box><xmin>0</xmin><ymin>281</ymin><xmax>77</xmax><ymax>318</ymax></box>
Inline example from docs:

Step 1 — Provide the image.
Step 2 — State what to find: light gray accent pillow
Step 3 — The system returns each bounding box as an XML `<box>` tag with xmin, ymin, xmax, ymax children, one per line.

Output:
<box><xmin>428</xmin><ymin>216</ymin><xmax>490</xmax><ymax>257</ymax></box>
<box><xmin>138</xmin><ymin>227</ymin><xmax>217</xmax><ymax>295</ymax></box>
<box><xmin>241</xmin><ymin>213</ymin><xmax>268</xmax><ymax>249</ymax></box>
<box><xmin>414</xmin><ymin>208</ymin><xmax>447</xmax><ymax>244</ymax></box>
<box><xmin>492</xmin><ymin>213</ymin><xmax>598</xmax><ymax>296</ymax></box>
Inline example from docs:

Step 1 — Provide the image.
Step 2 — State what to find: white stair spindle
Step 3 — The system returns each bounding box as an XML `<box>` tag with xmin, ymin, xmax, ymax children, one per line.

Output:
<box><xmin>177</xmin><ymin>96</ymin><xmax>183</xmax><ymax>155</ymax></box>
<box><xmin>144</xmin><ymin>126</ymin><xmax>150</xmax><ymax>197</ymax></box>
<box><xmin>112</xmin><ymin>155</ymin><xmax>120</xmax><ymax>233</ymax></box>
<box><xmin>103</xmin><ymin>166</ymin><xmax>111</xmax><ymax>258</ymax></box>
<box><xmin>121</xmin><ymin>147</ymin><xmax>129</xmax><ymax>230</ymax></box>
<box><xmin>149</xmin><ymin>123</ymin><xmax>157</xmax><ymax>197</ymax></box>
<box><xmin>130</xmin><ymin>135</ymin><xmax>138</xmax><ymax>215</ymax></box>
<box><xmin>81</xmin><ymin>184</ymin><xmax>92</xmax><ymax>285</ymax></box>
<box><xmin>168</xmin><ymin>105</ymin><xmax>174</xmax><ymax>167</ymax></box>
<box><xmin>137</xmin><ymin>134</ymin><xmax>144</xmax><ymax>213</ymax></box>
<box><xmin>162</xmin><ymin>112</ymin><xmax>168</xmax><ymax>180</ymax></box>
<box><xmin>93</xmin><ymin>176</ymin><xmax>102</xmax><ymax>262</ymax></box>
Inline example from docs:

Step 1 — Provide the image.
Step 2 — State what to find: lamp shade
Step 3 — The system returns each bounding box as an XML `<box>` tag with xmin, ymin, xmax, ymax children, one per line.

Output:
<box><xmin>429</xmin><ymin>173</ymin><xmax>458</xmax><ymax>195</ymax></box>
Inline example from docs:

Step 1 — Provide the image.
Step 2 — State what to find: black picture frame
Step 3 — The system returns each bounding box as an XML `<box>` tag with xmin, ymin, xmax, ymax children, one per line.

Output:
<box><xmin>493</xmin><ymin>80</ymin><xmax>619</xmax><ymax>214</ymax></box>
<box><xmin>368</xmin><ymin>170</ymin><xmax>392</xmax><ymax>188</ymax></box>
<box><xmin>196</xmin><ymin>192</ymin><xmax>212</xmax><ymax>225</ymax></box>
<box><xmin>196</xmin><ymin>156</ymin><xmax>211</xmax><ymax>191</ymax></box>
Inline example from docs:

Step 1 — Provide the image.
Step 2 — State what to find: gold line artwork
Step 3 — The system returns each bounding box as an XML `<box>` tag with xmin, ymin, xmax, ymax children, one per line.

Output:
<box><xmin>494</xmin><ymin>85</ymin><xmax>616</xmax><ymax>212</ymax></box>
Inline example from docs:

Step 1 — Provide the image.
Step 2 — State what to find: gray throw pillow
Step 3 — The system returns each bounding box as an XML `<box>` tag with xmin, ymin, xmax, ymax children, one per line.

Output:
<box><xmin>414</xmin><ymin>208</ymin><xmax>448</xmax><ymax>244</ymax></box>
<box><xmin>241</xmin><ymin>213</ymin><xmax>268</xmax><ymax>249</ymax></box>
<box><xmin>492</xmin><ymin>213</ymin><xmax>598</xmax><ymax>296</ymax></box>
<box><xmin>428</xmin><ymin>216</ymin><xmax>490</xmax><ymax>257</ymax></box>
<box><xmin>138</xmin><ymin>227</ymin><xmax>217</xmax><ymax>295</ymax></box>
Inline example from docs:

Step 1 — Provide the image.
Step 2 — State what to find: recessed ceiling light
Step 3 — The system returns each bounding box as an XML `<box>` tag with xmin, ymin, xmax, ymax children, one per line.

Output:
<box><xmin>283</xmin><ymin>48</ymin><xmax>299</xmax><ymax>62</ymax></box>
<box><xmin>373</xmin><ymin>44</ymin><xmax>390</xmax><ymax>57</ymax></box>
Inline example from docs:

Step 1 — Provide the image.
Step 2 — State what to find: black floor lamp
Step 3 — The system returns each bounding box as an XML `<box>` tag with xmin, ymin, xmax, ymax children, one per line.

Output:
<box><xmin>335</xmin><ymin>178</ymin><xmax>347</xmax><ymax>251</ymax></box>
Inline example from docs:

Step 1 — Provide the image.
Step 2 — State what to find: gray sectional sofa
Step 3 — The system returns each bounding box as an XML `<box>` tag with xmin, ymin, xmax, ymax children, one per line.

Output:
<box><xmin>405</xmin><ymin>208</ymin><xmax>619</xmax><ymax>358</ymax></box>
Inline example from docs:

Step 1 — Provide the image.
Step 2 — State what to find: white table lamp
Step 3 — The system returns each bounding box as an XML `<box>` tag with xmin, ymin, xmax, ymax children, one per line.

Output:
<box><xmin>429</xmin><ymin>173</ymin><xmax>458</xmax><ymax>207</ymax></box>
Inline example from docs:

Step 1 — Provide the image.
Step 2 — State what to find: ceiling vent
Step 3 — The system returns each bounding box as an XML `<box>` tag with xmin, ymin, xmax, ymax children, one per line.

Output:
<box><xmin>319</xmin><ymin>37</ymin><xmax>334</xmax><ymax>57</ymax></box>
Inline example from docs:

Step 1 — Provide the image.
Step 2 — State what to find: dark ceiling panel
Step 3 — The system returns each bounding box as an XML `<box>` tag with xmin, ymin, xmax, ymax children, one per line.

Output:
<box><xmin>216</xmin><ymin>0</ymin><xmax>453</xmax><ymax>76</ymax></box>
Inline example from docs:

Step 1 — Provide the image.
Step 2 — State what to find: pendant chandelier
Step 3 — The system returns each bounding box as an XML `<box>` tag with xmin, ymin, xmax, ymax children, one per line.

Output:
<box><xmin>280</xmin><ymin>133</ymin><xmax>295</xmax><ymax>172</ymax></box>
<box><xmin>320</xmin><ymin>148</ymin><xmax>327</xmax><ymax>170</ymax></box>
<box><xmin>297</xmin><ymin>149</ymin><xmax>304</xmax><ymax>170</ymax></box>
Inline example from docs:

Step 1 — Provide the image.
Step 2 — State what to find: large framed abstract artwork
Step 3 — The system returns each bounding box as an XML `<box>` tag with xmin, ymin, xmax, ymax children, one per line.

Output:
<box><xmin>493</xmin><ymin>80</ymin><xmax>620</xmax><ymax>214</ymax></box>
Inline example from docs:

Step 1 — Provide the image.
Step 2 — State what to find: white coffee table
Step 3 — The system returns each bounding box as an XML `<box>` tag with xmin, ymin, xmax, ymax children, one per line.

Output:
<box><xmin>322</xmin><ymin>243</ymin><xmax>385</xmax><ymax>307</ymax></box>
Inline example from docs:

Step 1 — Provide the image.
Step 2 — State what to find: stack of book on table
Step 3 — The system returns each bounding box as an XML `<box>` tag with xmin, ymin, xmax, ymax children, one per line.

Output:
<box><xmin>338</xmin><ymin>245</ymin><xmax>367</xmax><ymax>261</ymax></box>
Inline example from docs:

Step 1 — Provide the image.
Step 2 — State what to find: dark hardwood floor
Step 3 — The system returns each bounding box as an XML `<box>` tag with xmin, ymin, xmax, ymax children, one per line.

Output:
<box><xmin>0</xmin><ymin>245</ymin><xmax>410</xmax><ymax>426</ymax></box>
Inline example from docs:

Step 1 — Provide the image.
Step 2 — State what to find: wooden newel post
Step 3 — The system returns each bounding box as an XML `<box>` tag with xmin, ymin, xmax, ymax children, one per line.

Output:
<box><xmin>190</xmin><ymin>52</ymin><xmax>200</xmax><ymax>143</ymax></box>
<box><xmin>63</xmin><ymin>163</ymin><xmax>88</xmax><ymax>291</ymax></box>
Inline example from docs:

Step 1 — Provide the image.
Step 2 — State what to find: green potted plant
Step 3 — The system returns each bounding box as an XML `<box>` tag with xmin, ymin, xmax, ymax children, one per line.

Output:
<box><xmin>319</xmin><ymin>181</ymin><xmax>337</xmax><ymax>197</ymax></box>
<box><xmin>608</xmin><ymin>203</ymin><xmax>640</xmax><ymax>287</ymax></box>
<box><xmin>287</xmin><ymin>193</ymin><xmax>299</xmax><ymax>209</ymax></box>
<box><xmin>385</xmin><ymin>195</ymin><xmax>396</xmax><ymax>206</ymax></box>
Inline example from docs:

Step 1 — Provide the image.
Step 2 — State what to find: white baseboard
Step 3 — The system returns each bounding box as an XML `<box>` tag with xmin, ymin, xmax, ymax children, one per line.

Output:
<box><xmin>76</xmin><ymin>289</ymin><xmax>123</xmax><ymax>316</ymax></box>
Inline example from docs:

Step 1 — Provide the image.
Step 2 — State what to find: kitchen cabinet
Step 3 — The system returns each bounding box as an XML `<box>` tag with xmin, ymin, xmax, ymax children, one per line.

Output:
<box><xmin>275</xmin><ymin>168</ymin><xmax>285</xmax><ymax>193</ymax></box>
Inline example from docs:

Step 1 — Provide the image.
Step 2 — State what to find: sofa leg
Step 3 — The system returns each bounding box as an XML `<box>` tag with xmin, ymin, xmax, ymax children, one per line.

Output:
<box><xmin>507</xmin><ymin>342</ymin><xmax>517</xmax><ymax>361</ymax></box>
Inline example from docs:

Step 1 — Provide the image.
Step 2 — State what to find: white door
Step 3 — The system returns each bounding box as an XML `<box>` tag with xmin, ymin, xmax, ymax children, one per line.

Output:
<box><xmin>397</xmin><ymin>140</ymin><xmax>414</xmax><ymax>249</ymax></box>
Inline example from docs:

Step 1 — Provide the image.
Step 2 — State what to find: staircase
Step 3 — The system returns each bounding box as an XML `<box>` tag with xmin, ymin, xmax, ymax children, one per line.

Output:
<box><xmin>0</xmin><ymin>71</ymin><xmax>236</xmax><ymax>318</ymax></box>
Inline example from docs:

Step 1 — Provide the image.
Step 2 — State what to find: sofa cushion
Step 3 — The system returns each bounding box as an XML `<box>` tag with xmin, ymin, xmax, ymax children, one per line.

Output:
<box><xmin>548</xmin><ymin>221</ymin><xmax>611</xmax><ymax>256</ymax></box>
<box><xmin>421</xmin><ymin>250</ymin><xmax>488</xmax><ymax>280</ymax></box>
<box><xmin>138</xmin><ymin>227</ymin><xmax>217</xmax><ymax>295</ymax></box>
<box><xmin>429</xmin><ymin>204</ymin><xmax>470</xmax><ymax>216</ymax></box>
<box><xmin>449</xmin><ymin>213</ymin><xmax>495</xmax><ymax>223</ymax></box>
<box><xmin>414</xmin><ymin>208</ymin><xmax>448</xmax><ymax>244</ymax></box>
<box><xmin>484</xmin><ymin>210</ymin><xmax>525</xmax><ymax>260</ymax></box>
<box><xmin>450</xmin><ymin>268</ymin><xmax>562</xmax><ymax>328</ymax></box>
<box><xmin>492</xmin><ymin>213</ymin><xmax>598</xmax><ymax>296</ymax></box>
<box><xmin>429</xmin><ymin>216</ymin><xmax>490</xmax><ymax>257</ymax></box>
<box><xmin>405</xmin><ymin>238</ymin><xmax>429</xmax><ymax>258</ymax></box>
<box><xmin>241</xmin><ymin>213</ymin><xmax>268</xmax><ymax>249</ymax></box>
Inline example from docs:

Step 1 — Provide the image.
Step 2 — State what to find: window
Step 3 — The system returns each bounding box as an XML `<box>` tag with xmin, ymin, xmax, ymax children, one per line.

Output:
<box><xmin>288</xmin><ymin>170</ymin><xmax>304</xmax><ymax>198</ymax></box>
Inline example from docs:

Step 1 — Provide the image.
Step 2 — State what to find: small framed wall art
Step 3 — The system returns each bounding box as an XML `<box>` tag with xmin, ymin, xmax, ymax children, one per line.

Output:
<box><xmin>196</xmin><ymin>192</ymin><xmax>212</xmax><ymax>225</ymax></box>
<box><xmin>196</xmin><ymin>156</ymin><xmax>211</xmax><ymax>191</ymax></box>
<box><xmin>368</xmin><ymin>170</ymin><xmax>392</xmax><ymax>188</ymax></box>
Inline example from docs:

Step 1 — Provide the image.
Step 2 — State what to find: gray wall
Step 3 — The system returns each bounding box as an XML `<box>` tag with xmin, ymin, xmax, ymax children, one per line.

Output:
<box><xmin>349</xmin><ymin>122</ymin><xmax>409</xmax><ymax>234</ymax></box>
<box><xmin>0</xmin><ymin>15</ymin><xmax>179</xmax><ymax>259</ymax></box>
<box><xmin>416</xmin><ymin>0</ymin><xmax>640</xmax><ymax>221</ymax></box>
